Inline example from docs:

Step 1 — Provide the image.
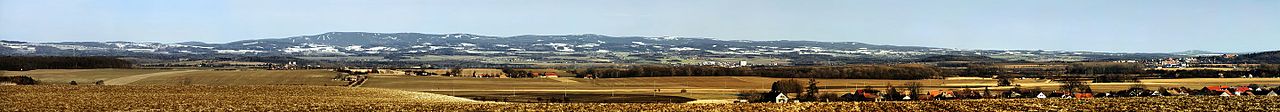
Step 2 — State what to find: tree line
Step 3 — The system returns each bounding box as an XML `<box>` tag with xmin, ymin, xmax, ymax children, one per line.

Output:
<box><xmin>554</xmin><ymin>62</ymin><xmax>1279</xmax><ymax>80</ymax></box>
<box><xmin>0</xmin><ymin>56</ymin><xmax>132</xmax><ymax>70</ymax></box>
<box><xmin>569</xmin><ymin>64</ymin><xmax>947</xmax><ymax>80</ymax></box>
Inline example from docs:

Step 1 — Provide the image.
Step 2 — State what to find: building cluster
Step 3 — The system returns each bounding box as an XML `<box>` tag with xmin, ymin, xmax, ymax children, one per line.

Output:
<box><xmin>694</xmin><ymin>61</ymin><xmax>751</xmax><ymax>67</ymax></box>
<box><xmin>1152</xmin><ymin>57</ymin><xmax>1201</xmax><ymax>68</ymax></box>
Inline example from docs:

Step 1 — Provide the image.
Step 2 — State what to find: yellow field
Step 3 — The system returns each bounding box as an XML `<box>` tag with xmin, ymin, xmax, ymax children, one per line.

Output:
<box><xmin>4</xmin><ymin>85</ymin><xmax>1279</xmax><ymax>111</ymax></box>
<box><xmin>0</xmin><ymin>69</ymin><xmax>180</xmax><ymax>85</ymax></box>
<box><xmin>129</xmin><ymin>70</ymin><xmax>349</xmax><ymax>86</ymax></box>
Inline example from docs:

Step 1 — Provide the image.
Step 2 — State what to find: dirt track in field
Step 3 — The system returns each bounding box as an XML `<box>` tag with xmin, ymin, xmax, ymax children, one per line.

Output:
<box><xmin>103</xmin><ymin>70</ymin><xmax>201</xmax><ymax>85</ymax></box>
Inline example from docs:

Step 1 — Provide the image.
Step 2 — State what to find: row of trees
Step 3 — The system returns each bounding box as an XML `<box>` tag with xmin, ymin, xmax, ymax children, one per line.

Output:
<box><xmin>0</xmin><ymin>76</ymin><xmax>38</xmax><ymax>85</ymax></box>
<box><xmin>1150</xmin><ymin>69</ymin><xmax>1276</xmax><ymax>78</ymax></box>
<box><xmin>500</xmin><ymin>68</ymin><xmax>542</xmax><ymax>78</ymax></box>
<box><xmin>571</xmin><ymin>64</ymin><xmax>948</xmax><ymax>80</ymax></box>
<box><xmin>562</xmin><ymin>62</ymin><xmax>1274</xmax><ymax>80</ymax></box>
<box><xmin>1066</xmin><ymin>62</ymin><xmax>1146</xmax><ymax>74</ymax></box>
<box><xmin>0</xmin><ymin>56</ymin><xmax>132</xmax><ymax>70</ymax></box>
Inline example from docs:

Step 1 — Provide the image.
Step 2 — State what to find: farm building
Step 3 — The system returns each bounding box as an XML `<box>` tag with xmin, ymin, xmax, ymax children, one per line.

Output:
<box><xmin>927</xmin><ymin>90</ymin><xmax>955</xmax><ymax>100</ymax></box>
<box><xmin>538</xmin><ymin>72</ymin><xmax>559</xmax><ymax>78</ymax></box>
<box><xmin>765</xmin><ymin>93</ymin><xmax>792</xmax><ymax>103</ymax></box>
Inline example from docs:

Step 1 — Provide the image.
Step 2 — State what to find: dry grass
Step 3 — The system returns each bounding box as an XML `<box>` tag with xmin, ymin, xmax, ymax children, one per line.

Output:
<box><xmin>4</xmin><ymin>85</ymin><xmax>1279</xmax><ymax>111</ymax></box>
<box><xmin>363</xmin><ymin>75</ymin><xmax>590</xmax><ymax>90</ymax></box>
<box><xmin>365</xmin><ymin>75</ymin><xmax>1280</xmax><ymax>100</ymax></box>
<box><xmin>0</xmin><ymin>85</ymin><xmax>480</xmax><ymax>111</ymax></box>
<box><xmin>128</xmin><ymin>70</ymin><xmax>349</xmax><ymax>86</ymax></box>
<box><xmin>364</xmin><ymin>76</ymin><xmax>1004</xmax><ymax>100</ymax></box>
<box><xmin>1</xmin><ymin>69</ymin><xmax>180</xmax><ymax>85</ymax></box>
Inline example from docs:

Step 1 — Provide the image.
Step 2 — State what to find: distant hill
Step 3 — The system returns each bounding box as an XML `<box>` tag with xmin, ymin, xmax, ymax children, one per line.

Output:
<box><xmin>1170</xmin><ymin>50</ymin><xmax>1222</xmax><ymax>55</ymax></box>
<box><xmin>918</xmin><ymin>55</ymin><xmax>1005</xmax><ymax>62</ymax></box>
<box><xmin>1233</xmin><ymin>50</ymin><xmax>1280</xmax><ymax>63</ymax></box>
<box><xmin>0</xmin><ymin>32</ymin><xmax>1188</xmax><ymax>63</ymax></box>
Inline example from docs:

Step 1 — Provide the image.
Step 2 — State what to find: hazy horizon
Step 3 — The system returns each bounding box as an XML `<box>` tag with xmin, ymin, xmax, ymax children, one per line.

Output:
<box><xmin>2</xmin><ymin>0</ymin><xmax>1277</xmax><ymax>53</ymax></box>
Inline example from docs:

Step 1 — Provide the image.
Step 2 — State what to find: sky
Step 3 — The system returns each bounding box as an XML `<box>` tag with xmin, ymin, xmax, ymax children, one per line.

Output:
<box><xmin>0</xmin><ymin>0</ymin><xmax>1277</xmax><ymax>53</ymax></box>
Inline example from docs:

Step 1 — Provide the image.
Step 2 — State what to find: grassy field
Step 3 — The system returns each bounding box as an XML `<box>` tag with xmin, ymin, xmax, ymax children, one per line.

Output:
<box><xmin>5</xmin><ymin>85</ymin><xmax>1280</xmax><ymax>111</ymax></box>
<box><xmin>129</xmin><ymin>70</ymin><xmax>349</xmax><ymax>86</ymax></box>
<box><xmin>1</xmin><ymin>69</ymin><xmax>180</xmax><ymax>85</ymax></box>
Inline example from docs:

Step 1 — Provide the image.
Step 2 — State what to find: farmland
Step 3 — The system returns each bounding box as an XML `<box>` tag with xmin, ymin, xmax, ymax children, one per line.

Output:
<box><xmin>128</xmin><ymin>70</ymin><xmax>350</xmax><ymax>86</ymax></box>
<box><xmin>1</xmin><ymin>69</ymin><xmax>351</xmax><ymax>86</ymax></box>
<box><xmin>4</xmin><ymin>85</ymin><xmax>1280</xmax><ymax>111</ymax></box>
<box><xmin>361</xmin><ymin>74</ymin><xmax>1280</xmax><ymax>102</ymax></box>
<box><xmin>0</xmin><ymin>69</ymin><xmax>180</xmax><ymax>85</ymax></box>
<box><xmin>0</xmin><ymin>85</ymin><xmax>481</xmax><ymax>111</ymax></box>
<box><xmin>367</xmin><ymin>75</ymin><xmax>1280</xmax><ymax>92</ymax></box>
<box><xmin>400</xmin><ymin>68</ymin><xmax>577</xmax><ymax>77</ymax></box>
<box><xmin>9</xmin><ymin>68</ymin><xmax>1280</xmax><ymax>102</ymax></box>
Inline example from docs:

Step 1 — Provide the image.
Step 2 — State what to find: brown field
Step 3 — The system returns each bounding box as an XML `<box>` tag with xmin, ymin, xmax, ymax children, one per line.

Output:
<box><xmin>0</xmin><ymin>69</ymin><xmax>180</xmax><ymax>85</ymax></box>
<box><xmin>366</xmin><ymin>76</ymin><xmax>997</xmax><ymax>91</ymax></box>
<box><xmin>5</xmin><ymin>85</ymin><xmax>1280</xmax><ymax>111</ymax></box>
<box><xmin>363</xmin><ymin>75</ymin><xmax>1280</xmax><ymax>101</ymax></box>
<box><xmin>129</xmin><ymin>70</ymin><xmax>349</xmax><ymax>86</ymax></box>
<box><xmin>455</xmin><ymin>92</ymin><xmax>697</xmax><ymax>103</ymax></box>
<box><xmin>0</xmin><ymin>85</ymin><xmax>480</xmax><ymax>111</ymax></box>
<box><xmin>11</xmin><ymin>69</ymin><xmax>1280</xmax><ymax>102</ymax></box>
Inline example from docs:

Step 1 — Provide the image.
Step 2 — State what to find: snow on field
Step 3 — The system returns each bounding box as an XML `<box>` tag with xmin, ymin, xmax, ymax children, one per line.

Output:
<box><xmin>216</xmin><ymin>50</ymin><xmax>266</xmax><ymax>54</ymax></box>
<box><xmin>459</xmin><ymin>43</ymin><xmax>477</xmax><ymax>47</ymax></box>
<box><xmin>669</xmin><ymin>47</ymin><xmax>701</xmax><ymax>51</ymax></box>
<box><xmin>575</xmin><ymin>43</ymin><xmax>600</xmax><ymax>47</ymax></box>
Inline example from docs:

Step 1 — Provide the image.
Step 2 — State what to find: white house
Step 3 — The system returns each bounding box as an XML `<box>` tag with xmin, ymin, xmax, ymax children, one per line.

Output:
<box><xmin>773</xmin><ymin>93</ymin><xmax>790</xmax><ymax>103</ymax></box>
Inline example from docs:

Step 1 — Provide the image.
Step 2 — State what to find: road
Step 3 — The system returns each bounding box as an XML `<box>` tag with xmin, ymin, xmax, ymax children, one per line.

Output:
<box><xmin>103</xmin><ymin>70</ymin><xmax>201</xmax><ymax>85</ymax></box>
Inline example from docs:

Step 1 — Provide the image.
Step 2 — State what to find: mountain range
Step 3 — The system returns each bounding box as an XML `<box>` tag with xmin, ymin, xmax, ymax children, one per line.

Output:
<box><xmin>1</xmin><ymin>32</ymin><xmax>1195</xmax><ymax>63</ymax></box>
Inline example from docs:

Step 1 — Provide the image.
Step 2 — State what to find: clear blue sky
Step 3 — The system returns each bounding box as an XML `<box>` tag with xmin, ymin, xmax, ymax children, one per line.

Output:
<box><xmin>1</xmin><ymin>0</ymin><xmax>1276</xmax><ymax>53</ymax></box>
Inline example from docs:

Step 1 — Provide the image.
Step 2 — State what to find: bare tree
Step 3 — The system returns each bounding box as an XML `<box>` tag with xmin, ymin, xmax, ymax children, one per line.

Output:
<box><xmin>1057</xmin><ymin>78</ymin><xmax>1092</xmax><ymax>93</ymax></box>
<box><xmin>770</xmin><ymin>79</ymin><xmax>804</xmax><ymax>94</ymax></box>
<box><xmin>905</xmin><ymin>82</ymin><xmax>922</xmax><ymax>100</ymax></box>
<box><xmin>997</xmin><ymin>75</ymin><xmax>1014</xmax><ymax>86</ymax></box>
<box><xmin>802</xmin><ymin>78</ymin><xmax>820</xmax><ymax>101</ymax></box>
